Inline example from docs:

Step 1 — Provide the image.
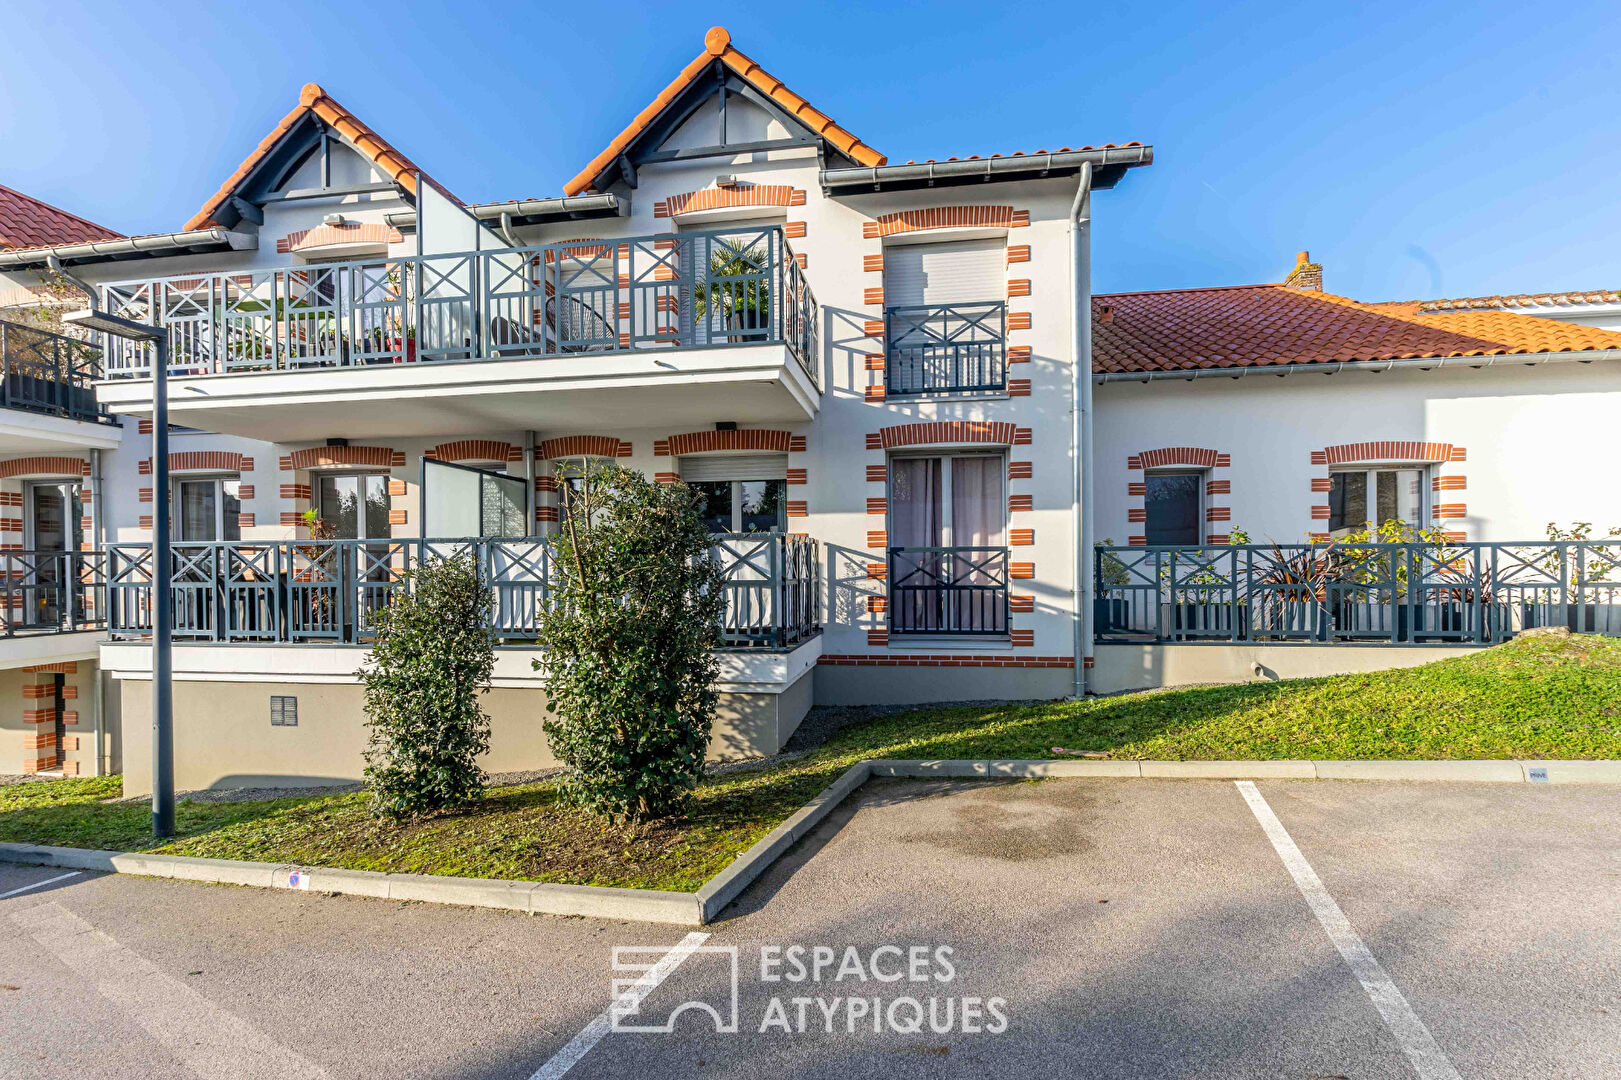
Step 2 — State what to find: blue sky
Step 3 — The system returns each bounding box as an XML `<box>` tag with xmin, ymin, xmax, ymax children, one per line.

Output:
<box><xmin>5</xmin><ymin>0</ymin><xmax>1618</xmax><ymax>299</ymax></box>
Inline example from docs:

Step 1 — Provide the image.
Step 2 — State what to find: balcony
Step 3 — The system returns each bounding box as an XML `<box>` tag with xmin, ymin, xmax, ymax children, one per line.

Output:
<box><xmin>884</xmin><ymin>301</ymin><xmax>1006</xmax><ymax>396</ymax></box>
<box><xmin>0</xmin><ymin>321</ymin><xmax>121</xmax><ymax>450</ymax></box>
<box><xmin>92</xmin><ymin>226</ymin><xmax>820</xmax><ymax>440</ymax></box>
<box><xmin>1096</xmin><ymin>541</ymin><xmax>1621</xmax><ymax>645</ymax></box>
<box><xmin>104</xmin><ymin>533</ymin><xmax>819</xmax><ymax>650</ymax></box>
<box><xmin>887</xmin><ymin>546</ymin><xmax>1010</xmax><ymax>636</ymax></box>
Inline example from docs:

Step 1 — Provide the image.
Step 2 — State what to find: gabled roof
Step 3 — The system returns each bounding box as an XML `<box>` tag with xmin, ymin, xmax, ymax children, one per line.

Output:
<box><xmin>0</xmin><ymin>184</ymin><xmax>122</xmax><ymax>250</ymax></box>
<box><xmin>564</xmin><ymin>26</ymin><xmax>886</xmax><ymax>196</ymax></box>
<box><xmin>1414</xmin><ymin>289</ymin><xmax>1621</xmax><ymax>314</ymax></box>
<box><xmin>1091</xmin><ymin>284</ymin><xmax>1621</xmax><ymax>375</ymax></box>
<box><xmin>185</xmin><ymin>83</ymin><xmax>462</xmax><ymax>232</ymax></box>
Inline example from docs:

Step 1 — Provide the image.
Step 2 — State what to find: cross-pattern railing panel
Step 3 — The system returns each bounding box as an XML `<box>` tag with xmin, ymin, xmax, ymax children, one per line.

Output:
<box><xmin>888</xmin><ymin>546</ymin><xmax>1009</xmax><ymax>636</ymax></box>
<box><xmin>98</xmin><ymin>226</ymin><xmax>819</xmax><ymax>390</ymax></box>
<box><xmin>106</xmin><ymin>534</ymin><xmax>820</xmax><ymax>649</ymax></box>
<box><xmin>0</xmin><ymin>550</ymin><xmax>107</xmax><ymax>636</ymax></box>
<box><xmin>1095</xmin><ymin>541</ymin><xmax>1621</xmax><ymax>645</ymax></box>
<box><xmin>885</xmin><ymin>301</ymin><xmax>1006</xmax><ymax>396</ymax></box>
<box><xmin>0</xmin><ymin>320</ymin><xmax>113</xmax><ymax>424</ymax></box>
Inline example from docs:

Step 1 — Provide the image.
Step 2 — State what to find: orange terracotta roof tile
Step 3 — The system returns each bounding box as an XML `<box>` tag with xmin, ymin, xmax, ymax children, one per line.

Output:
<box><xmin>184</xmin><ymin>83</ymin><xmax>462</xmax><ymax>232</ymax></box>
<box><xmin>1413</xmin><ymin>289</ymin><xmax>1621</xmax><ymax>313</ymax></box>
<box><xmin>0</xmin><ymin>184</ymin><xmax>122</xmax><ymax>250</ymax></box>
<box><xmin>563</xmin><ymin>26</ymin><xmax>886</xmax><ymax>196</ymax></box>
<box><xmin>1092</xmin><ymin>284</ymin><xmax>1621</xmax><ymax>375</ymax></box>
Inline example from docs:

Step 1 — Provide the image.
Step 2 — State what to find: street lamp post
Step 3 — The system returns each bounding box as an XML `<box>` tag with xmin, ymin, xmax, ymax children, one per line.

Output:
<box><xmin>63</xmin><ymin>309</ymin><xmax>173</xmax><ymax>839</ymax></box>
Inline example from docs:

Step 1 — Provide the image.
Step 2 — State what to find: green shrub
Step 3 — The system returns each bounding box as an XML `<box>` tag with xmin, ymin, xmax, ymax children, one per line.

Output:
<box><xmin>537</xmin><ymin>461</ymin><xmax>726</xmax><ymax>821</ymax></box>
<box><xmin>359</xmin><ymin>552</ymin><xmax>495</xmax><ymax>820</ymax></box>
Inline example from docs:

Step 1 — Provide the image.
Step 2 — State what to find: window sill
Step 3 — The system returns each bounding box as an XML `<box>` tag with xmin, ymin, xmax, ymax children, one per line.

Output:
<box><xmin>886</xmin><ymin>635</ymin><xmax>1012</xmax><ymax>650</ymax></box>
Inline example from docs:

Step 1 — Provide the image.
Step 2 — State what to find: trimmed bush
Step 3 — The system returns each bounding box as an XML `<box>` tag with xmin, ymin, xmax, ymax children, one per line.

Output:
<box><xmin>359</xmin><ymin>552</ymin><xmax>495</xmax><ymax>820</ymax></box>
<box><xmin>538</xmin><ymin>461</ymin><xmax>726</xmax><ymax>821</ymax></box>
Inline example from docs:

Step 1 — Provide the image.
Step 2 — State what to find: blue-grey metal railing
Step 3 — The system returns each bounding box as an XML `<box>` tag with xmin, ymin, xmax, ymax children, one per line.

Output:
<box><xmin>888</xmin><ymin>546</ymin><xmax>1009</xmax><ymax>636</ymax></box>
<box><xmin>885</xmin><ymin>301</ymin><xmax>1006</xmax><ymax>395</ymax></box>
<box><xmin>96</xmin><ymin>225</ymin><xmax>819</xmax><ymax>390</ymax></box>
<box><xmin>0</xmin><ymin>320</ymin><xmax>114</xmax><ymax>425</ymax></box>
<box><xmin>1095</xmin><ymin>541</ymin><xmax>1621</xmax><ymax>645</ymax></box>
<box><xmin>105</xmin><ymin>534</ymin><xmax>819</xmax><ymax>649</ymax></box>
<box><xmin>0</xmin><ymin>550</ymin><xmax>107</xmax><ymax>636</ymax></box>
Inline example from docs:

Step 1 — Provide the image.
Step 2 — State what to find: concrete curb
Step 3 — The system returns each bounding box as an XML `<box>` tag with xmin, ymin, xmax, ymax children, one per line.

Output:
<box><xmin>4</xmin><ymin>757</ymin><xmax>1618</xmax><ymax>924</ymax></box>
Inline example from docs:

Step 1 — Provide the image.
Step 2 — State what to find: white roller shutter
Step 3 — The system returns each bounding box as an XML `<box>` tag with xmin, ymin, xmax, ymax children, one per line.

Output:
<box><xmin>678</xmin><ymin>453</ymin><xmax>788</xmax><ymax>483</ymax></box>
<box><xmin>882</xmin><ymin>238</ymin><xmax>1006</xmax><ymax>307</ymax></box>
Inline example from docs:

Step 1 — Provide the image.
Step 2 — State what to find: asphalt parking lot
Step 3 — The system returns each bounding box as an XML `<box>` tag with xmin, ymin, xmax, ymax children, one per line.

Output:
<box><xmin>3</xmin><ymin>778</ymin><xmax>1619</xmax><ymax>1079</ymax></box>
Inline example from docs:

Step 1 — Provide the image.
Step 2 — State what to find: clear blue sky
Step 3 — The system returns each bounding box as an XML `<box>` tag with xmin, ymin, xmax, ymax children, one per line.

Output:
<box><xmin>5</xmin><ymin>0</ymin><xmax>1618</xmax><ymax>300</ymax></box>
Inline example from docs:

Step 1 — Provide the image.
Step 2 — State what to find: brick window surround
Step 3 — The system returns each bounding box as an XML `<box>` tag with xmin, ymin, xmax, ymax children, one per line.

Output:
<box><xmin>1126</xmin><ymin>447</ymin><xmax>1232</xmax><ymax>545</ymax></box>
<box><xmin>1307</xmin><ymin>441</ymin><xmax>1467</xmax><ymax>540</ymax></box>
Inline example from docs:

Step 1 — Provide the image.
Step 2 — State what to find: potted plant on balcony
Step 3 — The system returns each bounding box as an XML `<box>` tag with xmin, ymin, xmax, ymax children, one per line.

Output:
<box><xmin>1250</xmin><ymin>538</ymin><xmax>1346</xmax><ymax>641</ymax></box>
<box><xmin>1536</xmin><ymin>523</ymin><xmax>1621</xmax><ymax>634</ymax></box>
<box><xmin>1153</xmin><ymin>530</ymin><xmax>1252</xmax><ymax>639</ymax></box>
<box><xmin>1094</xmin><ymin>540</ymin><xmax>1133</xmax><ymax>633</ymax></box>
<box><xmin>691</xmin><ymin>237</ymin><xmax>770</xmax><ymax>344</ymax></box>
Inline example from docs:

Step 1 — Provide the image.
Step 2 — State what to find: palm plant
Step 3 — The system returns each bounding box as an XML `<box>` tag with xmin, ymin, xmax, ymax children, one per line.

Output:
<box><xmin>691</xmin><ymin>235</ymin><xmax>770</xmax><ymax>342</ymax></box>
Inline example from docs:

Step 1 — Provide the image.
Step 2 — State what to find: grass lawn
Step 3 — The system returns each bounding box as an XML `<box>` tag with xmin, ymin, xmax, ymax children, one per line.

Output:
<box><xmin>3</xmin><ymin>633</ymin><xmax>1618</xmax><ymax>890</ymax></box>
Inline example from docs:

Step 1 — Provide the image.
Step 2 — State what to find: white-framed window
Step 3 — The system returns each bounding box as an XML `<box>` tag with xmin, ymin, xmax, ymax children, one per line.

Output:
<box><xmin>887</xmin><ymin>450</ymin><xmax>1007</xmax><ymax>550</ymax></box>
<box><xmin>1144</xmin><ymin>470</ymin><xmax>1204</xmax><ymax>546</ymax></box>
<box><xmin>678</xmin><ymin>454</ymin><xmax>788</xmax><ymax>534</ymax></box>
<box><xmin>25</xmin><ymin>480</ymin><xmax>84</xmax><ymax>553</ymax></box>
<box><xmin>315</xmin><ymin>472</ymin><xmax>390</xmax><ymax>541</ymax></box>
<box><xmin>1328</xmin><ymin>466</ymin><xmax>1426</xmax><ymax>535</ymax></box>
<box><xmin>174</xmin><ymin>476</ymin><xmax>242</xmax><ymax>542</ymax></box>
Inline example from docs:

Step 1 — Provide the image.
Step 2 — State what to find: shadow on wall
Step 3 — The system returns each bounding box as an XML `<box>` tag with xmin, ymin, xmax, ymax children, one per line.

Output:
<box><xmin>828</xmin><ymin>544</ymin><xmax>883</xmax><ymax>632</ymax></box>
<box><xmin>824</xmin><ymin>305</ymin><xmax>878</xmax><ymax>400</ymax></box>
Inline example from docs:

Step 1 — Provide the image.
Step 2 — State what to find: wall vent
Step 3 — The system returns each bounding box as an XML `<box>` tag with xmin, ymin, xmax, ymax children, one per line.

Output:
<box><xmin>270</xmin><ymin>695</ymin><xmax>298</xmax><ymax>727</ymax></box>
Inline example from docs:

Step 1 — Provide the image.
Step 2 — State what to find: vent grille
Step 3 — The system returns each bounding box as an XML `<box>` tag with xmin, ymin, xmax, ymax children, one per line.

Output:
<box><xmin>270</xmin><ymin>695</ymin><xmax>298</xmax><ymax>727</ymax></box>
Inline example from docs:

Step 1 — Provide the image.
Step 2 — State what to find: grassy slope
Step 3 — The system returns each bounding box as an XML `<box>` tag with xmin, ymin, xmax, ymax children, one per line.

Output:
<box><xmin>3</xmin><ymin>634</ymin><xmax>1618</xmax><ymax>889</ymax></box>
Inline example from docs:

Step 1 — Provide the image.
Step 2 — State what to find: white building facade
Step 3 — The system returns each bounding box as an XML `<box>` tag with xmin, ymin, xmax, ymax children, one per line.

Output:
<box><xmin>2</xmin><ymin>29</ymin><xmax>1619</xmax><ymax>786</ymax></box>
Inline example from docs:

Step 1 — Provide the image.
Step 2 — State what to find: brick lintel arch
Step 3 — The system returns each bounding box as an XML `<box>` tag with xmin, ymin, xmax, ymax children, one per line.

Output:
<box><xmin>655</xmin><ymin>429</ymin><xmax>801</xmax><ymax>457</ymax></box>
<box><xmin>0</xmin><ymin>456</ymin><xmax>90</xmax><ymax>480</ymax></box>
<box><xmin>283</xmin><ymin>446</ymin><xmax>404</xmax><ymax>471</ymax></box>
<box><xmin>537</xmin><ymin>436</ymin><xmax>631</xmax><ymax>460</ymax></box>
<box><xmin>426</xmin><ymin>440</ymin><xmax>521</xmax><ymax>464</ymax></box>
<box><xmin>862</xmin><ymin>206</ymin><xmax>1029</xmax><ymax>239</ymax></box>
<box><xmin>655</xmin><ymin>184</ymin><xmax>803</xmax><ymax>219</ymax></box>
<box><xmin>874</xmin><ymin>421</ymin><xmax>1018</xmax><ymax>450</ymax></box>
<box><xmin>1319</xmin><ymin>441</ymin><xmax>1459</xmax><ymax>466</ymax></box>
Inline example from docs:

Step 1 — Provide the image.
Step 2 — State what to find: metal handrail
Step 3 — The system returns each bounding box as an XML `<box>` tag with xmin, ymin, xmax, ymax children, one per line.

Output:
<box><xmin>0</xmin><ymin>320</ymin><xmax>115</xmax><ymax>425</ymax></box>
<box><xmin>888</xmin><ymin>545</ymin><xmax>1010</xmax><ymax>636</ymax></box>
<box><xmin>884</xmin><ymin>300</ymin><xmax>1006</xmax><ymax>395</ymax></box>
<box><xmin>96</xmin><ymin>225</ymin><xmax>819</xmax><ymax>390</ymax></box>
<box><xmin>105</xmin><ymin>534</ymin><xmax>820</xmax><ymax>649</ymax></box>
<box><xmin>1095</xmin><ymin>540</ymin><xmax>1621</xmax><ymax>644</ymax></box>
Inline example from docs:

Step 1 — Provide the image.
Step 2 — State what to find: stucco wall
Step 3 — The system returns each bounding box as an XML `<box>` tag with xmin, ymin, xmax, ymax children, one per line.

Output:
<box><xmin>1091</xmin><ymin>642</ymin><xmax>1479</xmax><ymax>695</ymax></box>
<box><xmin>116</xmin><ymin>668</ymin><xmax>813</xmax><ymax>796</ymax></box>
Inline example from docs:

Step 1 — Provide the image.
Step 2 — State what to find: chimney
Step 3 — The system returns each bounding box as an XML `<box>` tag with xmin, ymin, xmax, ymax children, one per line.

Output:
<box><xmin>1283</xmin><ymin>250</ymin><xmax>1323</xmax><ymax>292</ymax></box>
<box><xmin>1098</xmin><ymin>303</ymin><xmax>1114</xmax><ymax>324</ymax></box>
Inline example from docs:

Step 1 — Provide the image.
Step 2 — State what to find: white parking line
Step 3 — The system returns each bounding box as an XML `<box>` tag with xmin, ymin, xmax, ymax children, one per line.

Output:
<box><xmin>1236</xmin><ymin>781</ymin><xmax>1462</xmax><ymax>1080</ymax></box>
<box><xmin>11</xmin><ymin>901</ymin><xmax>330</xmax><ymax>1080</ymax></box>
<box><xmin>529</xmin><ymin>930</ymin><xmax>711</xmax><ymax>1080</ymax></box>
<box><xmin>0</xmin><ymin>871</ymin><xmax>80</xmax><ymax>900</ymax></box>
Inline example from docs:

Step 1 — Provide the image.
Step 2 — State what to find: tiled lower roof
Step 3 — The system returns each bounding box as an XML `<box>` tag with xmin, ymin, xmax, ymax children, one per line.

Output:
<box><xmin>1092</xmin><ymin>284</ymin><xmax>1621</xmax><ymax>375</ymax></box>
<box><xmin>0</xmin><ymin>184</ymin><xmax>122</xmax><ymax>250</ymax></box>
<box><xmin>1415</xmin><ymin>290</ymin><xmax>1621</xmax><ymax>313</ymax></box>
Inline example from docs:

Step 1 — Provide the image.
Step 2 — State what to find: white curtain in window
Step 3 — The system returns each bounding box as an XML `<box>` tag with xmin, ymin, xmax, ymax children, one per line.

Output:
<box><xmin>950</xmin><ymin>456</ymin><xmax>1005</xmax><ymax>548</ymax></box>
<box><xmin>889</xmin><ymin>458</ymin><xmax>941</xmax><ymax>547</ymax></box>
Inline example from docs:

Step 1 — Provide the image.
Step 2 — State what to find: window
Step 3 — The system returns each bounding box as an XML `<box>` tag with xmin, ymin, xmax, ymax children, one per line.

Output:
<box><xmin>678</xmin><ymin>454</ymin><xmax>788</xmax><ymax>534</ymax></box>
<box><xmin>1328</xmin><ymin>467</ymin><xmax>1424</xmax><ymax>535</ymax></box>
<box><xmin>882</xmin><ymin>238</ymin><xmax>1008</xmax><ymax>395</ymax></box>
<box><xmin>421</xmin><ymin>459</ymin><xmax>526</xmax><ymax>538</ymax></box>
<box><xmin>317</xmin><ymin>473</ymin><xmax>390</xmax><ymax>540</ymax></box>
<box><xmin>888</xmin><ymin>453</ymin><xmax>1007</xmax><ymax>549</ymax></box>
<box><xmin>1144</xmin><ymin>471</ymin><xmax>1203</xmax><ymax>546</ymax></box>
<box><xmin>174</xmin><ymin>477</ymin><xmax>242</xmax><ymax>542</ymax></box>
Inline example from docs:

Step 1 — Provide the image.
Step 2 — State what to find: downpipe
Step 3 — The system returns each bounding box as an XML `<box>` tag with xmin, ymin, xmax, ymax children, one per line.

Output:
<box><xmin>1069</xmin><ymin>163</ymin><xmax>1095</xmax><ymax>699</ymax></box>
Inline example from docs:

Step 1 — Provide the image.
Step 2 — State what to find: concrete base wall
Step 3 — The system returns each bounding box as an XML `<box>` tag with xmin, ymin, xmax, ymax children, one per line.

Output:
<box><xmin>813</xmin><ymin>662</ymin><xmax>1073</xmax><ymax>706</ymax></box>
<box><xmin>1092</xmin><ymin>643</ymin><xmax>1480</xmax><ymax>695</ymax></box>
<box><xmin>118</xmin><ymin>667</ymin><xmax>815</xmax><ymax>797</ymax></box>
